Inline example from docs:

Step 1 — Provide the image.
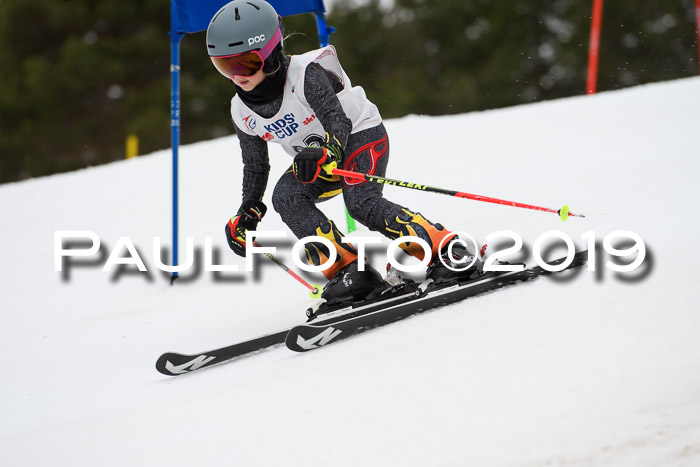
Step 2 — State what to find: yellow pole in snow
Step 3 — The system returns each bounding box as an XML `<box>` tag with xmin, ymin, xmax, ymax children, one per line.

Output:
<box><xmin>126</xmin><ymin>134</ymin><xmax>139</xmax><ymax>159</ymax></box>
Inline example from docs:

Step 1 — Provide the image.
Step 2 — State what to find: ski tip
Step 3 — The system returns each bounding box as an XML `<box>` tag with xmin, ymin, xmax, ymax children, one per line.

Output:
<box><xmin>155</xmin><ymin>353</ymin><xmax>175</xmax><ymax>376</ymax></box>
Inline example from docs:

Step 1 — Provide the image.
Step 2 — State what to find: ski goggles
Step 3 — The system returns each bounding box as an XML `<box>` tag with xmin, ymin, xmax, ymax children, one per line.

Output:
<box><xmin>210</xmin><ymin>26</ymin><xmax>283</xmax><ymax>78</ymax></box>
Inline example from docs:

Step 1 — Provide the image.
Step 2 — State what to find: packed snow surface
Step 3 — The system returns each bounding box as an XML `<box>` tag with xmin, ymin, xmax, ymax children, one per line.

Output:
<box><xmin>2</xmin><ymin>77</ymin><xmax>700</xmax><ymax>466</ymax></box>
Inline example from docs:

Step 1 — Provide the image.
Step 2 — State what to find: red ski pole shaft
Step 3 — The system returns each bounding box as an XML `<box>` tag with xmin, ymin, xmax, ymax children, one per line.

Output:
<box><xmin>252</xmin><ymin>241</ymin><xmax>321</xmax><ymax>296</ymax></box>
<box><xmin>326</xmin><ymin>164</ymin><xmax>584</xmax><ymax>221</ymax></box>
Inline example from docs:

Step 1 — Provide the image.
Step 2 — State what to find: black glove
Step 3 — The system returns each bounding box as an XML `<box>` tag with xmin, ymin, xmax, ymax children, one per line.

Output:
<box><xmin>225</xmin><ymin>200</ymin><xmax>267</xmax><ymax>257</ymax></box>
<box><xmin>292</xmin><ymin>134</ymin><xmax>344</xmax><ymax>184</ymax></box>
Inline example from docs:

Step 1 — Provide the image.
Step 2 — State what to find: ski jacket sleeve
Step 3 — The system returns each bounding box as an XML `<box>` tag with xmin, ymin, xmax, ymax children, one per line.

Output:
<box><xmin>234</xmin><ymin>121</ymin><xmax>270</xmax><ymax>203</ymax></box>
<box><xmin>303</xmin><ymin>62</ymin><xmax>353</xmax><ymax>149</ymax></box>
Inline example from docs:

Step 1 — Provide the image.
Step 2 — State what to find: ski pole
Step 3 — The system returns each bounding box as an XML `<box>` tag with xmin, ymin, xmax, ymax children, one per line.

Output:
<box><xmin>323</xmin><ymin>162</ymin><xmax>585</xmax><ymax>221</ymax></box>
<box><xmin>252</xmin><ymin>241</ymin><xmax>323</xmax><ymax>298</ymax></box>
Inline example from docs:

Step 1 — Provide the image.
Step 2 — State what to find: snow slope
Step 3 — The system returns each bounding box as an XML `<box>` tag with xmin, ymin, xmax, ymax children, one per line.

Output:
<box><xmin>2</xmin><ymin>77</ymin><xmax>700</xmax><ymax>466</ymax></box>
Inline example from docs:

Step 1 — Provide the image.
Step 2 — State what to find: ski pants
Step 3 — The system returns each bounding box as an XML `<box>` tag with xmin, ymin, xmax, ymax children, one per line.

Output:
<box><xmin>271</xmin><ymin>123</ymin><xmax>453</xmax><ymax>278</ymax></box>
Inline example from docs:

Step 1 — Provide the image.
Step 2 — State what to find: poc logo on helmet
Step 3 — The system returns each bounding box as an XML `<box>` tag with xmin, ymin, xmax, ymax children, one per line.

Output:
<box><xmin>248</xmin><ymin>34</ymin><xmax>266</xmax><ymax>46</ymax></box>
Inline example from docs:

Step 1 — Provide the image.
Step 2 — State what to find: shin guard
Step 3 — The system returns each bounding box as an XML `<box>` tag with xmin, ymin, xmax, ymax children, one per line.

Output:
<box><xmin>385</xmin><ymin>209</ymin><xmax>455</xmax><ymax>263</ymax></box>
<box><xmin>304</xmin><ymin>220</ymin><xmax>358</xmax><ymax>280</ymax></box>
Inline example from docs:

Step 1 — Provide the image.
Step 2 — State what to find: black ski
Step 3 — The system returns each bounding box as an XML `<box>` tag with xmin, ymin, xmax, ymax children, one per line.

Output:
<box><xmin>285</xmin><ymin>251</ymin><xmax>588</xmax><ymax>352</ymax></box>
<box><xmin>156</xmin><ymin>251</ymin><xmax>587</xmax><ymax>375</ymax></box>
<box><xmin>155</xmin><ymin>329</ymin><xmax>289</xmax><ymax>376</ymax></box>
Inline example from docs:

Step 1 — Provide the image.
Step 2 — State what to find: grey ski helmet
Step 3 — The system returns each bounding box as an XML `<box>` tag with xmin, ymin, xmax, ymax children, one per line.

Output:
<box><xmin>206</xmin><ymin>0</ymin><xmax>282</xmax><ymax>58</ymax></box>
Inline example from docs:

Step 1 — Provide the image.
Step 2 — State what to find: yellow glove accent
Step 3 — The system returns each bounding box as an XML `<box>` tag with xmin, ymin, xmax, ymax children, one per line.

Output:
<box><xmin>322</xmin><ymin>161</ymin><xmax>338</xmax><ymax>177</ymax></box>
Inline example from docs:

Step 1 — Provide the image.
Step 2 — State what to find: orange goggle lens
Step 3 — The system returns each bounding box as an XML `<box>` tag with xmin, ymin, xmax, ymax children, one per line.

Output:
<box><xmin>211</xmin><ymin>51</ymin><xmax>264</xmax><ymax>78</ymax></box>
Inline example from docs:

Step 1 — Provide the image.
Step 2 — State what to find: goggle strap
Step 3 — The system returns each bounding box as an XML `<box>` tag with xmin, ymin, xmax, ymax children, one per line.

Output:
<box><xmin>258</xmin><ymin>25</ymin><xmax>283</xmax><ymax>60</ymax></box>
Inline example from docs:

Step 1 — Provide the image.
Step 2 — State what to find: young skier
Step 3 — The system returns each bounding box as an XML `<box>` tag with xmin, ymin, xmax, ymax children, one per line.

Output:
<box><xmin>207</xmin><ymin>0</ymin><xmax>481</xmax><ymax>303</ymax></box>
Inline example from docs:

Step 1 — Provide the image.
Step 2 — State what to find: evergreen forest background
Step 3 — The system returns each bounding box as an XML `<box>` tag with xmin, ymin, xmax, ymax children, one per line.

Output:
<box><xmin>0</xmin><ymin>0</ymin><xmax>697</xmax><ymax>184</ymax></box>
